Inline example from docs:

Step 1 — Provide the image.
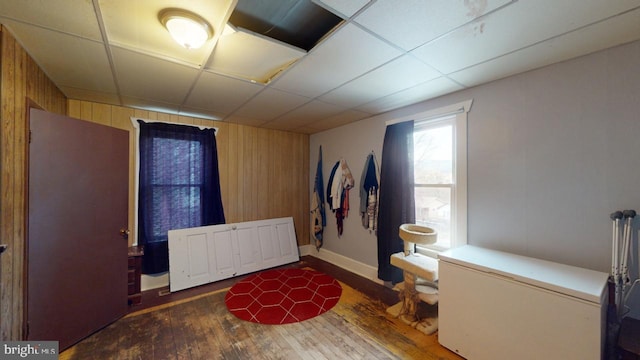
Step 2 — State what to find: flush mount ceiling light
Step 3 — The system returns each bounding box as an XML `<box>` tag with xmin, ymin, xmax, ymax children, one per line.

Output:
<box><xmin>159</xmin><ymin>8</ymin><xmax>213</xmax><ymax>49</ymax></box>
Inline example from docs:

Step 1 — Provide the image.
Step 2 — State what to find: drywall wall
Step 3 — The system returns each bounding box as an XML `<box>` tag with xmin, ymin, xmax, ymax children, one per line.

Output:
<box><xmin>309</xmin><ymin>113</ymin><xmax>386</xmax><ymax>269</ymax></box>
<box><xmin>310</xmin><ymin>39</ymin><xmax>640</xmax><ymax>276</ymax></box>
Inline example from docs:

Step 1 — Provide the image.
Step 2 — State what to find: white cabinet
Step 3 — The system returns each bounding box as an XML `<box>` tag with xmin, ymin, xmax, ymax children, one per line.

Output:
<box><xmin>438</xmin><ymin>245</ymin><xmax>608</xmax><ymax>360</ymax></box>
<box><xmin>168</xmin><ymin>217</ymin><xmax>299</xmax><ymax>292</ymax></box>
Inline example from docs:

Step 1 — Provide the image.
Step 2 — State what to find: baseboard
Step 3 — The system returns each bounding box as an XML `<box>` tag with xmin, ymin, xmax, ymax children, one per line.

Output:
<box><xmin>299</xmin><ymin>245</ymin><xmax>383</xmax><ymax>286</ymax></box>
<box><xmin>141</xmin><ymin>272</ymin><xmax>169</xmax><ymax>291</ymax></box>
<box><xmin>142</xmin><ymin>245</ymin><xmax>382</xmax><ymax>291</ymax></box>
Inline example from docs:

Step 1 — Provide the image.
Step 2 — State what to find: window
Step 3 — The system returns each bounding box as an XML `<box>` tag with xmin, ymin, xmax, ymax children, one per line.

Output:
<box><xmin>414</xmin><ymin>118</ymin><xmax>454</xmax><ymax>250</ymax></box>
<box><xmin>144</xmin><ymin>135</ymin><xmax>206</xmax><ymax>242</ymax></box>
<box><xmin>408</xmin><ymin>101</ymin><xmax>471</xmax><ymax>254</ymax></box>
<box><xmin>132</xmin><ymin>119</ymin><xmax>225</xmax><ymax>274</ymax></box>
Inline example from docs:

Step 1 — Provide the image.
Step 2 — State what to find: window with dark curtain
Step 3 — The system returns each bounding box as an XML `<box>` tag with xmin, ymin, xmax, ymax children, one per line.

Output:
<box><xmin>137</xmin><ymin>121</ymin><xmax>225</xmax><ymax>274</ymax></box>
<box><xmin>377</xmin><ymin>120</ymin><xmax>415</xmax><ymax>284</ymax></box>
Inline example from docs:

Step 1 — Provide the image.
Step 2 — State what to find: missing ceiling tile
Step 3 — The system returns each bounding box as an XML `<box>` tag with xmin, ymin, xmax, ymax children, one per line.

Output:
<box><xmin>229</xmin><ymin>0</ymin><xmax>342</xmax><ymax>51</ymax></box>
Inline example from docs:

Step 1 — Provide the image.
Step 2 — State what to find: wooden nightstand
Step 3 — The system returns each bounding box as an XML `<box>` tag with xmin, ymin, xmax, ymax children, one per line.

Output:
<box><xmin>127</xmin><ymin>245</ymin><xmax>144</xmax><ymax>306</ymax></box>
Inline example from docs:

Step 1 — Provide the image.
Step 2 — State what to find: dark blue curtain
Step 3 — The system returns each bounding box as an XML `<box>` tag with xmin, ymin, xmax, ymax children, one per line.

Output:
<box><xmin>377</xmin><ymin>121</ymin><xmax>415</xmax><ymax>284</ymax></box>
<box><xmin>138</xmin><ymin>121</ymin><xmax>225</xmax><ymax>274</ymax></box>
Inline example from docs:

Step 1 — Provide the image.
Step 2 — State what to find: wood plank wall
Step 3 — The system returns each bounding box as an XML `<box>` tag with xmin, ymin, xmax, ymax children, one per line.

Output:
<box><xmin>1</xmin><ymin>25</ymin><xmax>310</xmax><ymax>341</ymax></box>
<box><xmin>0</xmin><ymin>26</ymin><xmax>68</xmax><ymax>341</ymax></box>
<box><xmin>66</xmin><ymin>100</ymin><xmax>310</xmax><ymax>247</ymax></box>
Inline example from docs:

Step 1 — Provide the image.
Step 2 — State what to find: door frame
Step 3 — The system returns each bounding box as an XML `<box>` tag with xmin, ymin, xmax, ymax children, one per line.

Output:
<box><xmin>22</xmin><ymin>99</ymin><xmax>43</xmax><ymax>339</ymax></box>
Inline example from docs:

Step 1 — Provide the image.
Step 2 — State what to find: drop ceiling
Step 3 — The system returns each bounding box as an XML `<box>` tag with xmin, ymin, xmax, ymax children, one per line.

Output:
<box><xmin>1</xmin><ymin>0</ymin><xmax>639</xmax><ymax>134</ymax></box>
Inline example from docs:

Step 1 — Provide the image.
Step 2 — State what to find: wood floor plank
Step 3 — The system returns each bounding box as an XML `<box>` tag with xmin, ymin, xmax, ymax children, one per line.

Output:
<box><xmin>208</xmin><ymin>297</ymin><xmax>282</xmax><ymax>358</ymax></box>
<box><xmin>313</xmin><ymin>309</ymin><xmax>396</xmax><ymax>359</ymax></box>
<box><xmin>149</xmin><ymin>309</ymin><xmax>178</xmax><ymax>360</ymax></box>
<box><xmin>307</xmin><ymin>315</ymin><xmax>384</xmax><ymax>359</ymax></box>
<box><xmin>233</xmin><ymin>316</ymin><xmax>300</xmax><ymax>359</ymax></box>
<box><xmin>165</xmin><ymin>304</ymin><xmax>191</xmax><ymax>359</ymax></box>
<box><xmin>332</xmin><ymin>283</ymin><xmax>451</xmax><ymax>360</ymax></box>
<box><xmin>192</xmin><ymin>292</ymin><xmax>243</xmax><ymax>359</ymax></box>
<box><xmin>172</xmin><ymin>296</ymin><xmax>225</xmax><ymax>359</ymax></box>
<box><xmin>273</xmin><ymin>323</ymin><xmax>326</xmax><ymax>360</ymax></box>
<box><xmin>60</xmin><ymin>258</ymin><xmax>462</xmax><ymax>360</ymax></box>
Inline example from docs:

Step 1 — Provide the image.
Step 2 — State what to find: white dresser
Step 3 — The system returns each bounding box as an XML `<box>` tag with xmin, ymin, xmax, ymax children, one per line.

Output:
<box><xmin>438</xmin><ymin>245</ymin><xmax>609</xmax><ymax>360</ymax></box>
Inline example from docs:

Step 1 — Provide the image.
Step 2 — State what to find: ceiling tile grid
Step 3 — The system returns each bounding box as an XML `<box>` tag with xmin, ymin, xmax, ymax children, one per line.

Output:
<box><xmin>2</xmin><ymin>0</ymin><xmax>640</xmax><ymax>133</ymax></box>
<box><xmin>449</xmin><ymin>6</ymin><xmax>640</xmax><ymax>88</ymax></box>
<box><xmin>262</xmin><ymin>99</ymin><xmax>348</xmax><ymax>130</ymax></box>
<box><xmin>410</xmin><ymin>0</ymin><xmax>640</xmax><ymax>75</ymax></box>
<box><xmin>0</xmin><ymin>0</ymin><xmax>102</xmax><ymax>40</ymax></box>
<box><xmin>318</xmin><ymin>54</ymin><xmax>442</xmax><ymax>108</ymax></box>
<box><xmin>112</xmin><ymin>47</ymin><xmax>201</xmax><ymax>106</ymax></box>
<box><xmin>304</xmin><ymin>108</ymin><xmax>372</xmax><ymax>132</ymax></box>
<box><xmin>313</xmin><ymin>0</ymin><xmax>372</xmax><ymax>19</ymax></box>
<box><xmin>229</xmin><ymin>87</ymin><xmax>312</xmax><ymax>122</ymax></box>
<box><xmin>269</xmin><ymin>22</ymin><xmax>404</xmax><ymax>98</ymax></box>
<box><xmin>357</xmin><ymin>76</ymin><xmax>464</xmax><ymax>114</ymax></box>
<box><xmin>2</xmin><ymin>20</ymin><xmax>116</xmax><ymax>94</ymax></box>
<box><xmin>184</xmin><ymin>71</ymin><xmax>264</xmax><ymax>116</ymax></box>
<box><xmin>205</xmin><ymin>28</ymin><xmax>306</xmax><ymax>83</ymax></box>
<box><xmin>353</xmin><ymin>0</ymin><xmax>516</xmax><ymax>52</ymax></box>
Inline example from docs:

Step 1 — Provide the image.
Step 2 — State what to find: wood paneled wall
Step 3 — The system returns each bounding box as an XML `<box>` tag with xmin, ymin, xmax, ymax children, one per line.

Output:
<box><xmin>0</xmin><ymin>26</ymin><xmax>67</xmax><ymax>340</ymax></box>
<box><xmin>1</xmin><ymin>25</ymin><xmax>310</xmax><ymax>342</ymax></box>
<box><xmin>66</xmin><ymin>100</ymin><xmax>310</xmax><ymax>247</ymax></box>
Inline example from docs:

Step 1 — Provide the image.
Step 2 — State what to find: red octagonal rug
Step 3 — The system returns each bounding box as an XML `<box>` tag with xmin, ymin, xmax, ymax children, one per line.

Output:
<box><xmin>224</xmin><ymin>268</ymin><xmax>342</xmax><ymax>324</ymax></box>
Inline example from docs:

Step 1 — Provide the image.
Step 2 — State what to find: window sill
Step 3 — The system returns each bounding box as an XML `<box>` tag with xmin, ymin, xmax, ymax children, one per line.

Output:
<box><xmin>415</xmin><ymin>246</ymin><xmax>446</xmax><ymax>259</ymax></box>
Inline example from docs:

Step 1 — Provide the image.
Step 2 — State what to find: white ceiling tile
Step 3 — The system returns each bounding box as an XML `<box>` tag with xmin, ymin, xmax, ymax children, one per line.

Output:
<box><xmin>319</xmin><ymin>54</ymin><xmax>441</xmax><ymax>107</ymax></box>
<box><xmin>358</xmin><ymin>77</ymin><xmax>464</xmax><ymax>113</ymax></box>
<box><xmin>60</xmin><ymin>87</ymin><xmax>120</xmax><ymax>106</ymax></box>
<box><xmin>0</xmin><ymin>0</ymin><xmax>102</xmax><ymax>40</ymax></box>
<box><xmin>232</xmin><ymin>88</ymin><xmax>310</xmax><ymax>121</ymax></box>
<box><xmin>449</xmin><ymin>7</ymin><xmax>640</xmax><ymax>87</ymax></box>
<box><xmin>178</xmin><ymin>108</ymin><xmax>225</xmax><ymax>121</ymax></box>
<box><xmin>270</xmin><ymin>22</ymin><xmax>403</xmax><ymax>98</ymax></box>
<box><xmin>312</xmin><ymin>0</ymin><xmax>371</xmax><ymax>18</ymax></box>
<box><xmin>222</xmin><ymin>115</ymin><xmax>270</xmax><ymax>128</ymax></box>
<box><xmin>177</xmin><ymin>107</ymin><xmax>226</xmax><ymax>121</ymax></box>
<box><xmin>306</xmin><ymin>109</ymin><xmax>372</xmax><ymax>131</ymax></box>
<box><xmin>206</xmin><ymin>28</ymin><xmax>305</xmax><ymax>83</ymax></box>
<box><xmin>112</xmin><ymin>47</ymin><xmax>200</xmax><ymax>104</ymax></box>
<box><xmin>185</xmin><ymin>71</ymin><xmax>264</xmax><ymax>115</ymax></box>
<box><xmin>267</xmin><ymin>100</ymin><xmax>346</xmax><ymax>130</ymax></box>
<box><xmin>412</xmin><ymin>0</ymin><xmax>640</xmax><ymax>74</ymax></box>
<box><xmin>354</xmin><ymin>0</ymin><xmax>515</xmax><ymax>51</ymax></box>
<box><xmin>289</xmin><ymin>126</ymin><xmax>319</xmax><ymax>134</ymax></box>
<box><xmin>3</xmin><ymin>21</ymin><xmax>116</xmax><ymax>92</ymax></box>
<box><xmin>260</xmin><ymin>117</ymin><xmax>300</xmax><ymax>131</ymax></box>
<box><xmin>122</xmin><ymin>96</ymin><xmax>188</xmax><ymax>116</ymax></box>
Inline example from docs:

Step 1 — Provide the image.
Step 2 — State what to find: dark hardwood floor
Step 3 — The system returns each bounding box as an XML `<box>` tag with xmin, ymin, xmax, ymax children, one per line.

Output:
<box><xmin>61</xmin><ymin>255</ymin><xmax>461</xmax><ymax>360</ymax></box>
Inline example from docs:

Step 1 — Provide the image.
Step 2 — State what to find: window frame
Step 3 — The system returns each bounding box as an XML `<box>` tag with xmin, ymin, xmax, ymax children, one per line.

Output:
<box><xmin>413</xmin><ymin>116</ymin><xmax>455</xmax><ymax>251</ymax></box>
<box><xmin>386</xmin><ymin>99</ymin><xmax>472</xmax><ymax>257</ymax></box>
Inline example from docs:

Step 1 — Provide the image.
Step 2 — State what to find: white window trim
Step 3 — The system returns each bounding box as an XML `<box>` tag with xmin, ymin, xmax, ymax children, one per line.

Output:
<box><xmin>385</xmin><ymin>99</ymin><xmax>473</xmax><ymax>127</ymax></box>
<box><xmin>129</xmin><ymin>117</ymin><xmax>219</xmax><ymax>245</ymax></box>
<box><xmin>386</xmin><ymin>99</ymin><xmax>472</xmax><ymax>257</ymax></box>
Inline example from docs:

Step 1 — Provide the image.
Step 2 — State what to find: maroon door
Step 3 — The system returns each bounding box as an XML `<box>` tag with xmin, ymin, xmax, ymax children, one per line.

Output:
<box><xmin>27</xmin><ymin>108</ymin><xmax>129</xmax><ymax>350</ymax></box>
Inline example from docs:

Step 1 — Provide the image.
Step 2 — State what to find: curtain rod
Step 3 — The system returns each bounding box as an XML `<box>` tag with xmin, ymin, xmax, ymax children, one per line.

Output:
<box><xmin>130</xmin><ymin>117</ymin><xmax>219</xmax><ymax>134</ymax></box>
